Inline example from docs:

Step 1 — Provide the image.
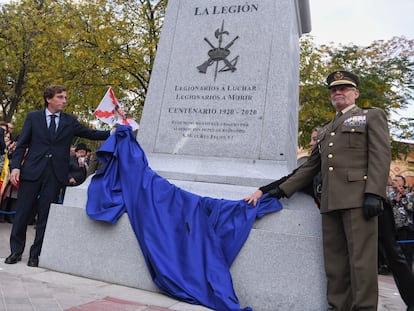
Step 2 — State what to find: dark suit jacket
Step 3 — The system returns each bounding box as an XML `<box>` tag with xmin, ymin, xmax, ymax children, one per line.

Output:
<box><xmin>0</xmin><ymin>127</ymin><xmax>5</xmax><ymax>155</ymax></box>
<box><xmin>280</xmin><ymin>106</ymin><xmax>391</xmax><ymax>213</ymax></box>
<box><xmin>10</xmin><ymin>109</ymin><xmax>110</xmax><ymax>184</ymax></box>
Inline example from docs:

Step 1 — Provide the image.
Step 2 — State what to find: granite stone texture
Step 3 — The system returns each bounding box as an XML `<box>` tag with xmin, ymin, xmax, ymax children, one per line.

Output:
<box><xmin>42</xmin><ymin>183</ymin><xmax>327</xmax><ymax>311</ymax></box>
<box><xmin>138</xmin><ymin>0</ymin><xmax>310</xmax><ymax>183</ymax></box>
<box><xmin>41</xmin><ymin>0</ymin><xmax>328</xmax><ymax>310</ymax></box>
<box><xmin>41</xmin><ymin>202</ymin><xmax>157</xmax><ymax>292</ymax></box>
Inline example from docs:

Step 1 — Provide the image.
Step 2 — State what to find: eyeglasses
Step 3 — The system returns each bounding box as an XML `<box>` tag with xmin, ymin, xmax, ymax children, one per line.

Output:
<box><xmin>329</xmin><ymin>85</ymin><xmax>356</xmax><ymax>94</ymax></box>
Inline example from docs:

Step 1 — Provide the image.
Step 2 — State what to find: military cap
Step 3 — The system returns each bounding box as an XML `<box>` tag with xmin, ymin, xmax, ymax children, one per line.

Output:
<box><xmin>326</xmin><ymin>70</ymin><xmax>359</xmax><ymax>88</ymax></box>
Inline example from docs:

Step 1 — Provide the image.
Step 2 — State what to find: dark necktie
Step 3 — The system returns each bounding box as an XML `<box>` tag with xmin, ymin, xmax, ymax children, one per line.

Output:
<box><xmin>333</xmin><ymin>111</ymin><xmax>342</xmax><ymax>122</ymax></box>
<box><xmin>49</xmin><ymin>114</ymin><xmax>57</xmax><ymax>138</ymax></box>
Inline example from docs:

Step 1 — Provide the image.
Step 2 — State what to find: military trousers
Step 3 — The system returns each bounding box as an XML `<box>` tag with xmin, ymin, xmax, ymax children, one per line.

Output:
<box><xmin>322</xmin><ymin>208</ymin><xmax>378</xmax><ymax>311</ymax></box>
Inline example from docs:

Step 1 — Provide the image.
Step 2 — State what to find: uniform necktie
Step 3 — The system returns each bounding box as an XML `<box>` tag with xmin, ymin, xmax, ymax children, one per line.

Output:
<box><xmin>333</xmin><ymin>111</ymin><xmax>342</xmax><ymax>122</ymax></box>
<box><xmin>49</xmin><ymin>114</ymin><xmax>57</xmax><ymax>138</ymax></box>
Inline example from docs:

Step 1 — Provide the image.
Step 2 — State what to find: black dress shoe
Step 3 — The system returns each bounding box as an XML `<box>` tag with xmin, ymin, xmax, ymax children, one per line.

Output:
<box><xmin>27</xmin><ymin>257</ymin><xmax>39</xmax><ymax>267</ymax></box>
<box><xmin>4</xmin><ymin>253</ymin><xmax>22</xmax><ymax>264</ymax></box>
<box><xmin>378</xmin><ymin>265</ymin><xmax>391</xmax><ymax>275</ymax></box>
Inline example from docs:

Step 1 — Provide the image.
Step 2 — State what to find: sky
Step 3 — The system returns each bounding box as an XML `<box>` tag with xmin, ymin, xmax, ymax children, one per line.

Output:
<box><xmin>309</xmin><ymin>0</ymin><xmax>414</xmax><ymax>120</ymax></box>
<box><xmin>309</xmin><ymin>0</ymin><xmax>414</xmax><ymax>46</ymax></box>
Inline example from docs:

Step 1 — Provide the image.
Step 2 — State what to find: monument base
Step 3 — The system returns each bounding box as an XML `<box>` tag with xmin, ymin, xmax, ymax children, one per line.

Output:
<box><xmin>140</xmin><ymin>154</ymin><xmax>291</xmax><ymax>188</ymax></box>
<box><xmin>41</xmin><ymin>174</ymin><xmax>328</xmax><ymax>311</ymax></box>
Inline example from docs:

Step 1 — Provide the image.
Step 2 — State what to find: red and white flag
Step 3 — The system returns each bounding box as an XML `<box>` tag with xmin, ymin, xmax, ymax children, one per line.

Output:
<box><xmin>94</xmin><ymin>87</ymin><xmax>139</xmax><ymax>131</ymax></box>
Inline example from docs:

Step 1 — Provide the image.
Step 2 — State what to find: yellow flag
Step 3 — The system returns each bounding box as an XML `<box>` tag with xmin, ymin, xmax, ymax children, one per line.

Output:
<box><xmin>0</xmin><ymin>153</ymin><xmax>10</xmax><ymax>196</ymax></box>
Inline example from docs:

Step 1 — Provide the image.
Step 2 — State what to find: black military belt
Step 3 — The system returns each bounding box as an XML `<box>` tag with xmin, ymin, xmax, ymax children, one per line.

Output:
<box><xmin>45</xmin><ymin>154</ymin><xmax>53</xmax><ymax>158</ymax></box>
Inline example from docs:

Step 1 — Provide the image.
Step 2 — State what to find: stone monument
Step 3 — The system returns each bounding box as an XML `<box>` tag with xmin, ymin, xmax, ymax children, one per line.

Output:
<box><xmin>41</xmin><ymin>0</ymin><xmax>329</xmax><ymax>310</ymax></box>
<box><xmin>138</xmin><ymin>0</ymin><xmax>311</xmax><ymax>196</ymax></box>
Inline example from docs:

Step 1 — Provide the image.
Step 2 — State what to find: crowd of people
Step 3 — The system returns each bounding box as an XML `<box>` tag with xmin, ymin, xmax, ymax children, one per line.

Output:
<box><xmin>0</xmin><ymin>121</ymin><xmax>17</xmax><ymax>222</ymax></box>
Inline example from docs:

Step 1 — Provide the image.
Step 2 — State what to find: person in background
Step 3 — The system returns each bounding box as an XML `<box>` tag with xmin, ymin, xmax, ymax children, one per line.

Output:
<box><xmin>0</xmin><ymin>122</ymin><xmax>9</xmax><ymax>222</ymax></box>
<box><xmin>0</xmin><ymin>122</ymin><xmax>6</xmax><ymax>156</ymax></box>
<box><xmin>4</xmin><ymin>85</ymin><xmax>111</xmax><ymax>267</ymax></box>
<box><xmin>58</xmin><ymin>142</ymin><xmax>89</xmax><ymax>203</ymax></box>
<box><xmin>3</xmin><ymin>123</ymin><xmax>17</xmax><ymax>157</ymax></box>
<box><xmin>0</xmin><ymin>122</ymin><xmax>19</xmax><ymax>223</ymax></box>
<box><xmin>379</xmin><ymin>182</ymin><xmax>414</xmax><ymax>311</ymax></box>
<box><xmin>67</xmin><ymin>143</ymin><xmax>88</xmax><ymax>186</ymax></box>
<box><xmin>85</xmin><ymin>147</ymin><xmax>92</xmax><ymax>166</ymax></box>
<box><xmin>86</xmin><ymin>142</ymin><xmax>105</xmax><ymax>177</ymax></box>
<box><xmin>246</xmin><ymin>70</ymin><xmax>391</xmax><ymax>311</ymax></box>
<box><xmin>309</xmin><ymin>127</ymin><xmax>319</xmax><ymax>148</ymax></box>
<box><xmin>388</xmin><ymin>175</ymin><xmax>414</xmax><ymax>271</ymax></box>
<box><xmin>69</xmin><ymin>145</ymin><xmax>76</xmax><ymax>157</ymax></box>
<box><xmin>6</xmin><ymin>122</ymin><xmax>14</xmax><ymax>140</ymax></box>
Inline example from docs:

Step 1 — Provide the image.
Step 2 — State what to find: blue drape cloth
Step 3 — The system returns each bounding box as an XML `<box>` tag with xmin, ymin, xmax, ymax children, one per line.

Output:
<box><xmin>86</xmin><ymin>125</ymin><xmax>283</xmax><ymax>311</ymax></box>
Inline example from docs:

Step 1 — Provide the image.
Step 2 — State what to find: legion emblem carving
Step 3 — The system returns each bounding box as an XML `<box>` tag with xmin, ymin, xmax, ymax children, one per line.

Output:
<box><xmin>197</xmin><ymin>20</ymin><xmax>239</xmax><ymax>81</ymax></box>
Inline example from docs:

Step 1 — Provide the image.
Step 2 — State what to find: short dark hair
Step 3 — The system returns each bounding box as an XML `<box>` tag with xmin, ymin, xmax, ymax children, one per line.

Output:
<box><xmin>75</xmin><ymin>143</ymin><xmax>87</xmax><ymax>152</ymax></box>
<box><xmin>44</xmin><ymin>85</ymin><xmax>66</xmax><ymax>107</ymax></box>
<box><xmin>395</xmin><ymin>175</ymin><xmax>406</xmax><ymax>186</ymax></box>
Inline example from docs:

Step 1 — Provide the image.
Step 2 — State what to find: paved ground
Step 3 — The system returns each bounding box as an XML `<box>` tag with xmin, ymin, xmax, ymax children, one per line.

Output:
<box><xmin>0</xmin><ymin>222</ymin><xmax>408</xmax><ymax>311</ymax></box>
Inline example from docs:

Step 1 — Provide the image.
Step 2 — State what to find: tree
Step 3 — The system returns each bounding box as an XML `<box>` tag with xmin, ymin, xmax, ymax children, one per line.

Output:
<box><xmin>0</xmin><ymin>0</ymin><xmax>166</xmax><ymax>131</ymax></box>
<box><xmin>298</xmin><ymin>36</ymin><xmax>414</xmax><ymax>158</ymax></box>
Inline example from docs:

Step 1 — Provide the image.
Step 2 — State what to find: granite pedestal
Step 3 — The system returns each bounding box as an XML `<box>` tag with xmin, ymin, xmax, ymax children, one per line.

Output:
<box><xmin>41</xmin><ymin>176</ymin><xmax>327</xmax><ymax>311</ymax></box>
<box><xmin>41</xmin><ymin>0</ymin><xmax>328</xmax><ymax>309</ymax></box>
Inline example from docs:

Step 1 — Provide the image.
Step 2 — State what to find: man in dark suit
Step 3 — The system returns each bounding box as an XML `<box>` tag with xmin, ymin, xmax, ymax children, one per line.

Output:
<box><xmin>246</xmin><ymin>71</ymin><xmax>391</xmax><ymax>311</ymax></box>
<box><xmin>5</xmin><ymin>85</ymin><xmax>111</xmax><ymax>267</ymax></box>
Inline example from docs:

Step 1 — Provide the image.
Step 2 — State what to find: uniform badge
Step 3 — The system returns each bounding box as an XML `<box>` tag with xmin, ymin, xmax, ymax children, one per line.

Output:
<box><xmin>333</xmin><ymin>71</ymin><xmax>344</xmax><ymax>81</ymax></box>
<box><xmin>343</xmin><ymin>115</ymin><xmax>366</xmax><ymax>126</ymax></box>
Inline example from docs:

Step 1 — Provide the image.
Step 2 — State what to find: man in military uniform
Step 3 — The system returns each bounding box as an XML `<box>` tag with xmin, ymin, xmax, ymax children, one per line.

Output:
<box><xmin>247</xmin><ymin>70</ymin><xmax>391</xmax><ymax>310</ymax></box>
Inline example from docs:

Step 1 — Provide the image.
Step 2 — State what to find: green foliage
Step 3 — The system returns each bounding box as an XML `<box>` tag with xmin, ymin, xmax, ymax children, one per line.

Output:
<box><xmin>389</xmin><ymin>118</ymin><xmax>414</xmax><ymax>160</ymax></box>
<box><xmin>0</xmin><ymin>0</ymin><xmax>166</xmax><ymax>132</ymax></box>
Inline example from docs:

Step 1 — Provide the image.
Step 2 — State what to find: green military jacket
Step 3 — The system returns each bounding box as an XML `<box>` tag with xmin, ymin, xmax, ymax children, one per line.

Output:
<box><xmin>280</xmin><ymin>106</ymin><xmax>391</xmax><ymax>213</ymax></box>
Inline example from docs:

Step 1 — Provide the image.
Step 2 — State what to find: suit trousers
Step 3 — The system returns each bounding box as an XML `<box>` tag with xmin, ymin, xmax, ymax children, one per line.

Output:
<box><xmin>379</xmin><ymin>205</ymin><xmax>414</xmax><ymax>307</ymax></box>
<box><xmin>10</xmin><ymin>159</ymin><xmax>62</xmax><ymax>258</ymax></box>
<box><xmin>322</xmin><ymin>208</ymin><xmax>378</xmax><ymax>311</ymax></box>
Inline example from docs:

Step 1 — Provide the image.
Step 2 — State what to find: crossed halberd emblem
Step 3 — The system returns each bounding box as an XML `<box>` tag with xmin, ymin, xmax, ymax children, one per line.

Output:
<box><xmin>197</xmin><ymin>20</ymin><xmax>239</xmax><ymax>81</ymax></box>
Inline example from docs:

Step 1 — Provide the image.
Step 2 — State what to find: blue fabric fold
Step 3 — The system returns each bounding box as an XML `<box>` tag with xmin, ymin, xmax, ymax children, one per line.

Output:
<box><xmin>86</xmin><ymin>125</ymin><xmax>283</xmax><ymax>311</ymax></box>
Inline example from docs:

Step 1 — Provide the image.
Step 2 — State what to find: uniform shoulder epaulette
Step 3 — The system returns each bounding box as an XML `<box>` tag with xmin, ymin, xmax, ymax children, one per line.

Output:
<box><xmin>361</xmin><ymin>106</ymin><xmax>380</xmax><ymax>110</ymax></box>
<box><xmin>321</xmin><ymin>119</ymin><xmax>331</xmax><ymax>126</ymax></box>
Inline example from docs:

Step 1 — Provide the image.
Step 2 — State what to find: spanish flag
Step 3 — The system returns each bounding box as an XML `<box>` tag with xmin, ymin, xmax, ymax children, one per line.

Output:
<box><xmin>0</xmin><ymin>153</ymin><xmax>10</xmax><ymax>197</ymax></box>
